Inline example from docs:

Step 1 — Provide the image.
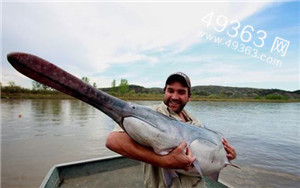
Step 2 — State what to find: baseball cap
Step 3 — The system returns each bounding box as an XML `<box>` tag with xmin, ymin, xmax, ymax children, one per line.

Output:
<box><xmin>165</xmin><ymin>72</ymin><xmax>191</xmax><ymax>88</ymax></box>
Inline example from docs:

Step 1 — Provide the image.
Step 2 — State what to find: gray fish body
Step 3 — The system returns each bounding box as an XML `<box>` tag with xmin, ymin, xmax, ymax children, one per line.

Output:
<box><xmin>120</xmin><ymin>103</ymin><xmax>229</xmax><ymax>177</ymax></box>
<box><xmin>7</xmin><ymin>52</ymin><xmax>231</xmax><ymax>186</ymax></box>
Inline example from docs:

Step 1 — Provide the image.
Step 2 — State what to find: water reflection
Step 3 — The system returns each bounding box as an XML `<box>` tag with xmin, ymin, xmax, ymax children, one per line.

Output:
<box><xmin>31</xmin><ymin>99</ymin><xmax>63</xmax><ymax>124</ymax></box>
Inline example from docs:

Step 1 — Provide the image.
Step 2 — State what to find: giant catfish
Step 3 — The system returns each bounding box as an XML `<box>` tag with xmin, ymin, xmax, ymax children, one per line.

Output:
<box><xmin>7</xmin><ymin>52</ymin><xmax>239</xmax><ymax>187</ymax></box>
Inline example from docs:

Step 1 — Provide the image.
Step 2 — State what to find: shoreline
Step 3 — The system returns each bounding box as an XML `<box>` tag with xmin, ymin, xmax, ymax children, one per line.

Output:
<box><xmin>1</xmin><ymin>93</ymin><xmax>299</xmax><ymax>103</ymax></box>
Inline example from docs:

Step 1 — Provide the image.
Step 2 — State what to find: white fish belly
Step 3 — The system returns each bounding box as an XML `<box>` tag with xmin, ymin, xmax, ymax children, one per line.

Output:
<box><xmin>190</xmin><ymin>139</ymin><xmax>227</xmax><ymax>175</ymax></box>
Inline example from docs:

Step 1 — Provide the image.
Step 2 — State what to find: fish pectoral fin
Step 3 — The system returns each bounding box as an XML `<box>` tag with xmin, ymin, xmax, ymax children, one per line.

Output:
<box><xmin>192</xmin><ymin>159</ymin><xmax>204</xmax><ymax>178</ymax></box>
<box><xmin>162</xmin><ymin>169</ymin><xmax>178</xmax><ymax>187</ymax></box>
<box><xmin>225</xmin><ymin>161</ymin><xmax>241</xmax><ymax>169</ymax></box>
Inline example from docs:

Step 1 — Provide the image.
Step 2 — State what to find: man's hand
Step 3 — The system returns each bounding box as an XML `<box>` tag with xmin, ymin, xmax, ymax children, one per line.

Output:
<box><xmin>161</xmin><ymin>142</ymin><xmax>196</xmax><ymax>171</ymax></box>
<box><xmin>222</xmin><ymin>138</ymin><xmax>237</xmax><ymax>160</ymax></box>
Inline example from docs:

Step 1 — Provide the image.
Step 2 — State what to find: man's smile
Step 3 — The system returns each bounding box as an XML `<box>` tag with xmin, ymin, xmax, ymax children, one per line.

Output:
<box><xmin>169</xmin><ymin>100</ymin><xmax>180</xmax><ymax>107</ymax></box>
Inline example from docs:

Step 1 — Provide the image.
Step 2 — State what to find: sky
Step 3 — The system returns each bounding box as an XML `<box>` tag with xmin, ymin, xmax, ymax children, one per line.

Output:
<box><xmin>1</xmin><ymin>1</ymin><xmax>299</xmax><ymax>91</ymax></box>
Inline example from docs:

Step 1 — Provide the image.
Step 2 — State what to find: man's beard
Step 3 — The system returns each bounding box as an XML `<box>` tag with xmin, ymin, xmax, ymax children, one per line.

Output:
<box><xmin>164</xmin><ymin>98</ymin><xmax>187</xmax><ymax>113</ymax></box>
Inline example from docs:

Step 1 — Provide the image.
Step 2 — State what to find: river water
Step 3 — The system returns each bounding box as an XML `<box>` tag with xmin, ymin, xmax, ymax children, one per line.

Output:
<box><xmin>1</xmin><ymin>99</ymin><xmax>299</xmax><ymax>187</ymax></box>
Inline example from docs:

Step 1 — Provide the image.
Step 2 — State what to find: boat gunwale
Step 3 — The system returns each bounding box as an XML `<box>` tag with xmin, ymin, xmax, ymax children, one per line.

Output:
<box><xmin>40</xmin><ymin>155</ymin><xmax>126</xmax><ymax>187</ymax></box>
<box><xmin>40</xmin><ymin>155</ymin><xmax>229</xmax><ymax>188</ymax></box>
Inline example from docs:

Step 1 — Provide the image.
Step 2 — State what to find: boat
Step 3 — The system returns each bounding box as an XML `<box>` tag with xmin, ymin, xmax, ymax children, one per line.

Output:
<box><xmin>40</xmin><ymin>155</ymin><xmax>228</xmax><ymax>188</ymax></box>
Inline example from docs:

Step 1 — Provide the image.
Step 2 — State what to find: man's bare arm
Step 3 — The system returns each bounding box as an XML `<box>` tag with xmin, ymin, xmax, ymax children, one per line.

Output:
<box><xmin>106</xmin><ymin>131</ymin><xmax>195</xmax><ymax>170</ymax></box>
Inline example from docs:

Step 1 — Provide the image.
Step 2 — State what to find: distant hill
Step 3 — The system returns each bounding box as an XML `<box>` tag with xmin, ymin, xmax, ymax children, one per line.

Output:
<box><xmin>101</xmin><ymin>85</ymin><xmax>163</xmax><ymax>94</ymax></box>
<box><xmin>101</xmin><ymin>85</ymin><xmax>300</xmax><ymax>99</ymax></box>
<box><xmin>192</xmin><ymin>85</ymin><xmax>300</xmax><ymax>99</ymax></box>
<box><xmin>2</xmin><ymin>83</ymin><xmax>299</xmax><ymax>100</ymax></box>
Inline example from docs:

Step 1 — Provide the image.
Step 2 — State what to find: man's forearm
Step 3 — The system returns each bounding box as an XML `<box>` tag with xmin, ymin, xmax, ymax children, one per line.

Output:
<box><xmin>106</xmin><ymin>131</ymin><xmax>195</xmax><ymax>170</ymax></box>
<box><xmin>106</xmin><ymin>131</ymin><xmax>167</xmax><ymax>168</ymax></box>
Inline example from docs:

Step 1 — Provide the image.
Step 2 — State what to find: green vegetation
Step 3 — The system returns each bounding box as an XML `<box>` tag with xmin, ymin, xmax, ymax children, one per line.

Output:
<box><xmin>119</xmin><ymin>79</ymin><xmax>129</xmax><ymax>94</ymax></box>
<box><xmin>81</xmin><ymin>77</ymin><xmax>90</xmax><ymax>84</ymax></box>
<box><xmin>265</xmin><ymin>94</ymin><xmax>288</xmax><ymax>100</ymax></box>
<box><xmin>111</xmin><ymin>79</ymin><xmax>117</xmax><ymax>92</ymax></box>
<box><xmin>32</xmin><ymin>80</ymin><xmax>51</xmax><ymax>91</ymax></box>
<box><xmin>1</xmin><ymin>79</ymin><xmax>299</xmax><ymax>102</ymax></box>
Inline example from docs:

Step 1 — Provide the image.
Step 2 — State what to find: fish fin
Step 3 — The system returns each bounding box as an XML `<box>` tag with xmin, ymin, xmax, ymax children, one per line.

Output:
<box><xmin>225</xmin><ymin>161</ymin><xmax>241</xmax><ymax>169</ymax></box>
<box><xmin>208</xmin><ymin>172</ymin><xmax>220</xmax><ymax>181</ymax></box>
<box><xmin>192</xmin><ymin>159</ymin><xmax>204</xmax><ymax>178</ymax></box>
<box><xmin>162</xmin><ymin>169</ymin><xmax>178</xmax><ymax>187</ymax></box>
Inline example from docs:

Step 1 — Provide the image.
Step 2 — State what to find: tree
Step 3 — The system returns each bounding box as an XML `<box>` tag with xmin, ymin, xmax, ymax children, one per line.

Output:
<box><xmin>6</xmin><ymin>81</ymin><xmax>22</xmax><ymax>93</ymax></box>
<box><xmin>32</xmin><ymin>81</ymin><xmax>42</xmax><ymax>90</ymax></box>
<box><xmin>82</xmin><ymin>77</ymin><xmax>90</xmax><ymax>84</ymax></box>
<box><xmin>111</xmin><ymin>79</ymin><xmax>116</xmax><ymax>88</ymax></box>
<box><xmin>93</xmin><ymin>82</ymin><xmax>97</xmax><ymax>88</ymax></box>
<box><xmin>42</xmin><ymin>84</ymin><xmax>50</xmax><ymax>90</ymax></box>
<box><xmin>111</xmin><ymin>79</ymin><xmax>116</xmax><ymax>92</ymax></box>
<box><xmin>8</xmin><ymin>81</ymin><xmax>16</xmax><ymax>87</ymax></box>
<box><xmin>32</xmin><ymin>81</ymin><xmax>51</xmax><ymax>90</ymax></box>
<box><xmin>119</xmin><ymin>79</ymin><xmax>129</xmax><ymax>94</ymax></box>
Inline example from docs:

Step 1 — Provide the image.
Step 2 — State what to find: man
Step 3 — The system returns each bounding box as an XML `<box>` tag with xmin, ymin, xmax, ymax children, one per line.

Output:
<box><xmin>106</xmin><ymin>72</ymin><xmax>236</xmax><ymax>187</ymax></box>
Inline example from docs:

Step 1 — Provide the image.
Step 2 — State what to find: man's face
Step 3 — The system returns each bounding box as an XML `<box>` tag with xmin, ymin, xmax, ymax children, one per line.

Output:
<box><xmin>163</xmin><ymin>81</ymin><xmax>190</xmax><ymax>113</ymax></box>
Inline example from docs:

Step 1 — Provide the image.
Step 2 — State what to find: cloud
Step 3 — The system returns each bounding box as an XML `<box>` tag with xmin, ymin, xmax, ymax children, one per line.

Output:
<box><xmin>5</xmin><ymin>1</ymin><xmax>297</xmax><ymax>90</ymax></box>
<box><xmin>3</xmin><ymin>2</ymin><xmax>271</xmax><ymax>63</ymax></box>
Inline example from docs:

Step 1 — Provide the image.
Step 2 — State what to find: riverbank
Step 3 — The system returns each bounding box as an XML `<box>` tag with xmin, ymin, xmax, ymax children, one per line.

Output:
<box><xmin>1</xmin><ymin>92</ymin><xmax>300</xmax><ymax>102</ymax></box>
